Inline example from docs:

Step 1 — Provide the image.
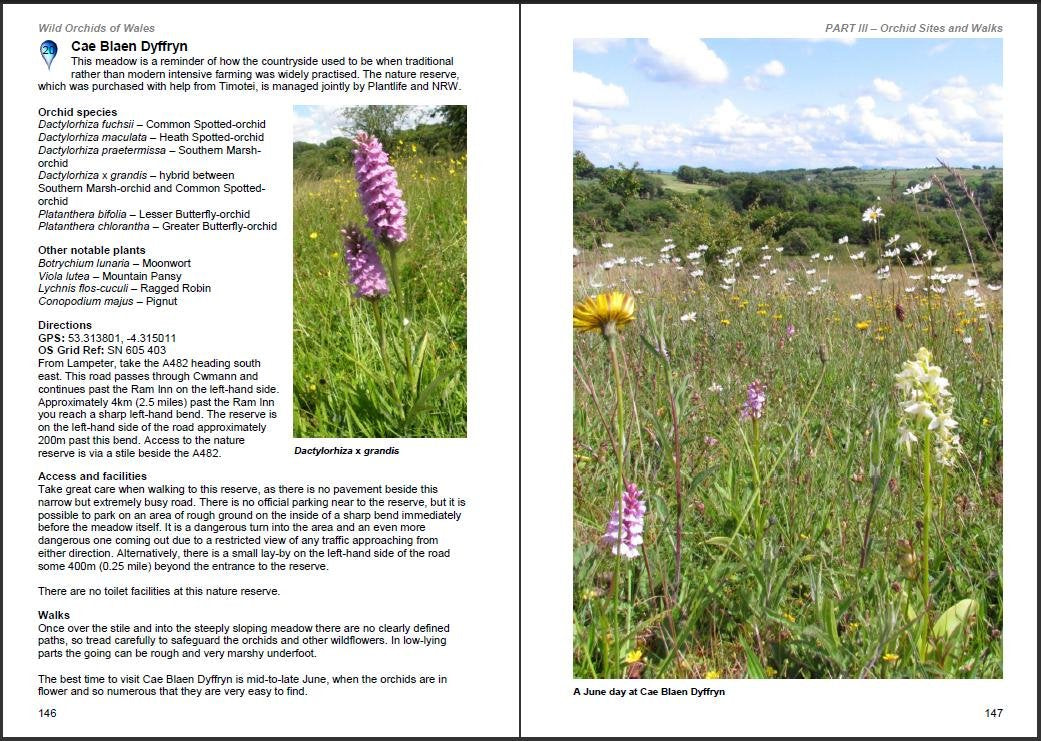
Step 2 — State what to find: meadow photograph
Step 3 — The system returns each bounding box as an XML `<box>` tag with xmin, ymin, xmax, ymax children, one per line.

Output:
<box><xmin>571</xmin><ymin>39</ymin><xmax>1003</xmax><ymax>678</ymax></box>
<box><xmin>293</xmin><ymin>105</ymin><xmax>467</xmax><ymax>438</ymax></box>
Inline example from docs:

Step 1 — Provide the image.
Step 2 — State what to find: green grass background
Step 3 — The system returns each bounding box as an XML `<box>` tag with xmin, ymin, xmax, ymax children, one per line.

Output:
<box><xmin>293</xmin><ymin>151</ymin><xmax>467</xmax><ymax>438</ymax></box>
<box><xmin>573</xmin><ymin>245</ymin><xmax>1003</xmax><ymax>679</ymax></box>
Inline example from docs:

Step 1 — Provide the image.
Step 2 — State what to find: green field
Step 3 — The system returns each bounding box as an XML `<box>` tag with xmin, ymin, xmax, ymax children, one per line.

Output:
<box><xmin>293</xmin><ymin>150</ymin><xmax>467</xmax><ymax>438</ymax></box>
<box><xmin>831</xmin><ymin>167</ymin><xmax>1002</xmax><ymax>190</ymax></box>
<box><xmin>654</xmin><ymin>172</ymin><xmax>719</xmax><ymax>194</ymax></box>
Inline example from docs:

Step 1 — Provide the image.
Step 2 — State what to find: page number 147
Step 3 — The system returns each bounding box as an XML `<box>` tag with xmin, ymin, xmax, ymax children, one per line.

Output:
<box><xmin>984</xmin><ymin>708</ymin><xmax>1004</xmax><ymax>718</ymax></box>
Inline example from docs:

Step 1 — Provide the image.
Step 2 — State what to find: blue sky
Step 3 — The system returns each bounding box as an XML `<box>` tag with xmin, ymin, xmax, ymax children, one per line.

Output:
<box><xmin>293</xmin><ymin>105</ymin><xmax>346</xmax><ymax>144</ymax></box>
<box><xmin>574</xmin><ymin>38</ymin><xmax>1002</xmax><ymax>171</ymax></box>
<box><xmin>293</xmin><ymin>105</ymin><xmax>434</xmax><ymax>144</ymax></box>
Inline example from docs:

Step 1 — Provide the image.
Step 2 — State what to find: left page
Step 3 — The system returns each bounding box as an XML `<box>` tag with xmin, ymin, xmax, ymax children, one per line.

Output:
<box><xmin>2</xmin><ymin>4</ymin><xmax>519</xmax><ymax>737</ymax></box>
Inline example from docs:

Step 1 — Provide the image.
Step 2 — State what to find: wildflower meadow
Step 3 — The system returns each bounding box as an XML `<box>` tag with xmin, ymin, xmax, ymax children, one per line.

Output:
<box><xmin>572</xmin><ymin>169</ymin><xmax>1003</xmax><ymax>679</ymax></box>
<box><xmin>293</xmin><ymin>109</ymin><xmax>467</xmax><ymax>438</ymax></box>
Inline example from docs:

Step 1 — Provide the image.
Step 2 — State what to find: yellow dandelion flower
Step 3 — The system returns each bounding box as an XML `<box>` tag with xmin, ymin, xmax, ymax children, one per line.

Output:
<box><xmin>309</xmin><ymin>231</ymin><xmax>318</xmax><ymax>240</ymax></box>
<box><xmin>848</xmin><ymin>622</ymin><xmax>859</xmax><ymax>632</ymax></box>
<box><xmin>855</xmin><ymin>320</ymin><xmax>871</xmax><ymax>331</ymax></box>
<box><xmin>882</xmin><ymin>653</ymin><xmax>899</xmax><ymax>663</ymax></box>
<box><xmin>625</xmin><ymin>649</ymin><xmax>643</xmax><ymax>664</ymax></box>
<box><xmin>757</xmin><ymin>309</ymin><xmax>768</xmax><ymax>317</ymax></box>
<box><xmin>982</xmin><ymin>418</ymin><xmax>990</xmax><ymax>427</ymax></box>
<box><xmin>783</xmin><ymin>612</ymin><xmax>796</xmax><ymax>623</ymax></box>
<box><xmin>411</xmin><ymin>143</ymin><xmax>418</xmax><ymax>153</ymax></box>
<box><xmin>309</xmin><ymin>384</ymin><xmax>317</xmax><ymax>392</ymax></box>
<box><xmin>765</xmin><ymin>666</ymin><xmax>778</xmax><ymax>677</ymax></box>
<box><xmin>705</xmin><ymin>670</ymin><xmax>721</xmax><ymax>680</ymax></box>
<box><xmin>721</xmin><ymin>318</ymin><xmax>731</xmax><ymax>326</ymax></box>
<box><xmin>573</xmin><ymin>292</ymin><xmax>635</xmax><ymax>337</ymax></box>
<box><xmin>773</xmin><ymin>314</ymin><xmax>783</xmax><ymax>321</ymax></box>
<box><xmin>581</xmin><ymin>588</ymin><xmax>599</xmax><ymax>600</ymax></box>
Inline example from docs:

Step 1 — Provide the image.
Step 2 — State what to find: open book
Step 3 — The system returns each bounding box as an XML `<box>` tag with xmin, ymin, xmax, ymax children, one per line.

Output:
<box><xmin>3</xmin><ymin>3</ymin><xmax>1036</xmax><ymax>737</ymax></box>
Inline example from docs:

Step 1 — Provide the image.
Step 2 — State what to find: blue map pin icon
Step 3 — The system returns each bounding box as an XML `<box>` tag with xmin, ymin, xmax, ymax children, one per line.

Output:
<box><xmin>41</xmin><ymin>40</ymin><xmax>58</xmax><ymax>70</ymax></box>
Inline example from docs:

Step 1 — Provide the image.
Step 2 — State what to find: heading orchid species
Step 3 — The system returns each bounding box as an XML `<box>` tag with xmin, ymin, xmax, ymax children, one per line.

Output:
<box><xmin>894</xmin><ymin>347</ymin><xmax>961</xmax><ymax>466</ymax></box>
<box><xmin>354</xmin><ymin>132</ymin><xmax>408</xmax><ymax>244</ymax></box>
<box><xmin>600</xmin><ymin>482</ymin><xmax>646</xmax><ymax>559</ymax></box>
<box><xmin>341</xmin><ymin>226</ymin><xmax>389</xmax><ymax>299</ymax></box>
<box><xmin>740</xmin><ymin>380</ymin><xmax>767</xmax><ymax>421</ymax></box>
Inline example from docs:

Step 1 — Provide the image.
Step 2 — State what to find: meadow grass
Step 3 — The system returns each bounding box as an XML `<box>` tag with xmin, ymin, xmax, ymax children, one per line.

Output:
<box><xmin>573</xmin><ymin>244</ymin><xmax>1002</xmax><ymax>679</ymax></box>
<box><xmin>293</xmin><ymin>151</ymin><xmax>467</xmax><ymax>438</ymax></box>
<box><xmin>835</xmin><ymin>166</ymin><xmax>1000</xmax><ymax>190</ymax></box>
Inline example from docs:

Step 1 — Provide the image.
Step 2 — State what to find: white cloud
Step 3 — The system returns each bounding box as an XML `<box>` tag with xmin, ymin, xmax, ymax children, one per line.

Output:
<box><xmin>801</xmin><ymin>104</ymin><xmax>849</xmax><ymax>122</ymax></box>
<box><xmin>574</xmin><ymin>73</ymin><xmax>1002</xmax><ymax>170</ymax></box>
<box><xmin>742</xmin><ymin>75</ymin><xmax>762</xmax><ymax>90</ymax></box>
<box><xmin>573</xmin><ymin>106</ymin><xmax>612</xmax><ymax>125</ymax></box>
<box><xmin>743</xmin><ymin>60</ymin><xmax>785</xmax><ymax>90</ymax></box>
<box><xmin>873</xmin><ymin>77</ymin><xmax>903</xmax><ymax>102</ymax></box>
<box><xmin>293</xmin><ymin>106</ymin><xmax>345</xmax><ymax>143</ymax></box>
<box><xmin>858</xmin><ymin>109</ymin><xmax>913</xmax><ymax>145</ymax></box>
<box><xmin>827</xmin><ymin>104</ymin><xmax>850</xmax><ymax>122</ymax></box>
<box><xmin>636</xmin><ymin>37</ymin><xmax>728</xmax><ymax>84</ymax></box>
<box><xmin>906</xmin><ymin>104</ymin><xmax>969</xmax><ymax>145</ymax></box>
<box><xmin>573</xmin><ymin>71</ymin><xmax>629</xmax><ymax>108</ymax></box>
<box><xmin>574</xmin><ymin>39</ymin><xmax>625</xmax><ymax>54</ymax></box>
<box><xmin>760</xmin><ymin>60</ymin><xmax>785</xmax><ymax>77</ymax></box>
<box><xmin>929</xmin><ymin>41</ymin><xmax>952</xmax><ymax>55</ymax></box>
<box><xmin>922</xmin><ymin>76</ymin><xmax>1002</xmax><ymax>139</ymax></box>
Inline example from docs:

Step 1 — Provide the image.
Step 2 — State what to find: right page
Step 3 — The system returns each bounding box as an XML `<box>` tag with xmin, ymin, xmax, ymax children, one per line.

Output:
<box><xmin>522</xmin><ymin>4</ymin><xmax>1036</xmax><ymax>736</ymax></box>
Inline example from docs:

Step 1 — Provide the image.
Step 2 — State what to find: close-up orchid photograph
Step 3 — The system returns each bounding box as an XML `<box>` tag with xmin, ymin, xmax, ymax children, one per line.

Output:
<box><xmin>293</xmin><ymin>105</ymin><xmax>467</xmax><ymax>438</ymax></box>
<box><xmin>571</xmin><ymin>39</ymin><xmax>1003</xmax><ymax>679</ymax></box>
